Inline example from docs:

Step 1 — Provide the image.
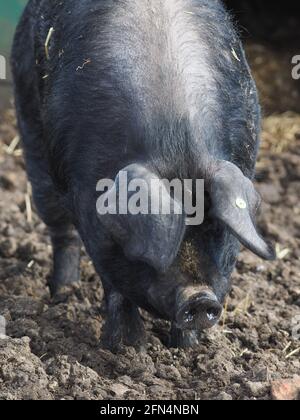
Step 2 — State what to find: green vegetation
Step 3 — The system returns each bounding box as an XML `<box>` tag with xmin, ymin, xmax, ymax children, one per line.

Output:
<box><xmin>0</xmin><ymin>0</ymin><xmax>27</xmax><ymax>54</ymax></box>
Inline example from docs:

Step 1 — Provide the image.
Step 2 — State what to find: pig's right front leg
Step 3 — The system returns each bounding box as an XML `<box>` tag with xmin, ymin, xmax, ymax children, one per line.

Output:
<box><xmin>170</xmin><ymin>324</ymin><xmax>200</xmax><ymax>349</ymax></box>
<box><xmin>101</xmin><ymin>281</ymin><xmax>146</xmax><ymax>352</ymax></box>
<box><xmin>78</xmin><ymin>209</ymin><xmax>146</xmax><ymax>351</ymax></box>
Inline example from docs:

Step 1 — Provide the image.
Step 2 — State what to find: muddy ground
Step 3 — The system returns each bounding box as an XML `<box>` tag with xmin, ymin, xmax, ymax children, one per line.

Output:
<box><xmin>0</xmin><ymin>42</ymin><xmax>300</xmax><ymax>400</ymax></box>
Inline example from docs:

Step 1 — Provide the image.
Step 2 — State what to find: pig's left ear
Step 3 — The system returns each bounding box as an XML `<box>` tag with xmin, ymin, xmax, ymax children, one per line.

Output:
<box><xmin>209</xmin><ymin>161</ymin><xmax>275</xmax><ymax>260</ymax></box>
<box><xmin>97</xmin><ymin>164</ymin><xmax>186</xmax><ymax>273</ymax></box>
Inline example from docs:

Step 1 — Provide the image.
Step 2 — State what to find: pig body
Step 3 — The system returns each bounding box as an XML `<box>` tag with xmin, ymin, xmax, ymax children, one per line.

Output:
<box><xmin>12</xmin><ymin>0</ymin><xmax>273</xmax><ymax>349</ymax></box>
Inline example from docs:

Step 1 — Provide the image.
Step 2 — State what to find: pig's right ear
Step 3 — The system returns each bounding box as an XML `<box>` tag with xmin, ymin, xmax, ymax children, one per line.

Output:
<box><xmin>97</xmin><ymin>164</ymin><xmax>186</xmax><ymax>273</ymax></box>
<box><xmin>209</xmin><ymin>161</ymin><xmax>275</xmax><ymax>261</ymax></box>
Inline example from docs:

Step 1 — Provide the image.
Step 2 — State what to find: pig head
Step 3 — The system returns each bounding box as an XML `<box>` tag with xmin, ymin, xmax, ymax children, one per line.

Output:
<box><xmin>97</xmin><ymin>161</ymin><xmax>275</xmax><ymax>333</ymax></box>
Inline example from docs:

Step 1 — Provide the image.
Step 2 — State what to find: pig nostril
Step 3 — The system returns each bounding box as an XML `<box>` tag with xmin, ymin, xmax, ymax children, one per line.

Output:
<box><xmin>206</xmin><ymin>306</ymin><xmax>221</xmax><ymax>322</ymax></box>
<box><xmin>185</xmin><ymin>309</ymin><xmax>197</xmax><ymax>323</ymax></box>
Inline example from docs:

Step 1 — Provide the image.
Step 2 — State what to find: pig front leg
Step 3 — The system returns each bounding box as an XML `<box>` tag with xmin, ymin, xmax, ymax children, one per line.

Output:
<box><xmin>79</xmin><ymin>224</ymin><xmax>147</xmax><ymax>352</ymax></box>
<box><xmin>49</xmin><ymin>225</ymin><xmax>81</xmax><ymax>297</ymax></box>
<box><xmin>170</xmin><ymin>324</ymin><xmax>200</xmax><ymax>349</ymax></box>
<box><xmin>101</xmin><ymin>280</ymin><xmax>146</xmax><ymax>352</ymax></box>
<box><xmin>28</xmin><ymin>174</ymin><xmax>81</xmax><ymax>297</ymax></box>
<box><xmin>14</xmin><ymin>92</ymin><xmax>81</xmax><ymax>298</ymax></box>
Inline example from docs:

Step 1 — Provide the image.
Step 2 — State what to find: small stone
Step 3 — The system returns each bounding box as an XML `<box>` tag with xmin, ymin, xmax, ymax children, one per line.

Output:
<box><xmin>109</xmin><ymin>383</ymin><xmax>130</xmax><ymax>397</ymax></box>
<box><xmin>246</xmin><ymin>382</ymin><xmax>268</xmax><ymax>398</ymax></box>
<box><xmin>218</xmin><ymin>392</ymin><xmax>233</xmax><ymax>400</ymax></box>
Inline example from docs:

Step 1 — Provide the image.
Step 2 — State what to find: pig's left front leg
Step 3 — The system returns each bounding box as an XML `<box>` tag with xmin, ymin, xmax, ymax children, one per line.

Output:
<box><xmin>101</xmin><ymin>283</ymin><xmax>146</xmax><ymax>352</ymax></box>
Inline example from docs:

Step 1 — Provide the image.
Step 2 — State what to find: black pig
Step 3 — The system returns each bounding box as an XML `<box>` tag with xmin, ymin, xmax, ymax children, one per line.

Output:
<box><xmin>11</xmin><ymin>0</ymin><xmax>274</xmax><ymax>349</ymax></box>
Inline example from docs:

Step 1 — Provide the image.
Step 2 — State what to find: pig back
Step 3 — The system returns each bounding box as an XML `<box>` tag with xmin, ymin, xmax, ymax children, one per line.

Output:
<box><xmin>34</xmin><ymin>0</ymin><xmax>260</xmax><ymax>183</ymax></box>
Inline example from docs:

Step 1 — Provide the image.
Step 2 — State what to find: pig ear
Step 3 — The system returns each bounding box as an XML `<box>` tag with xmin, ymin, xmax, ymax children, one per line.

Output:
<box><xmin>97</xmin><ymin>164</ymin><xmax>186</xmax><ymax>273</ymax></box>
<box><xmin>210</xmin><ymin>161</ymin><xmax>275</xmax><ymax>260</ymax></box>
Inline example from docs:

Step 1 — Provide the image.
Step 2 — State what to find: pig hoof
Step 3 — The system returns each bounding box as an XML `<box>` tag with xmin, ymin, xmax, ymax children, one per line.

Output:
<box><xmin>102</xmin><ymin>292</ymin><xmax>147</xmax><ymax>351</ymax></box>
<box><xmin>123</xmin><ymin>315</ymin><xmax>146</xmax><ymax>350</ymax></box>
<box><xmin>123</xmin><ymin>331</ymin><xmax>146</xmax><ymax>351</ymax></box>
<box><xmin>169</xmin><ymin>325</ymin><xmax>200</xmax><ymax>349</ymax></box>
<box><xmin>49</xmin><ymin>267</ymin><xmax>81</xmax><ymax>298</ymax></box>
<box><xmin>102</xmin><ymin>325</ymin><xmax>146</xmax><ymax>353</ymax></box>
<box><xmin>48</xmin><ymin>246</ymin><xmax>81</xmax><ymax>297</ymax></box>
<box><xmin>102</xmin><ymin>315</ymin><xmax>146</xmax><ymax>352</ymax></box>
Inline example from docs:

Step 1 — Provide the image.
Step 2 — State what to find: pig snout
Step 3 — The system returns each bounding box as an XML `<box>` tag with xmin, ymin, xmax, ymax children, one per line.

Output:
<box><xmin>175</xmin><ymin>287</ymin><xmax>222</xmax><ymax>331</ymax></box>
